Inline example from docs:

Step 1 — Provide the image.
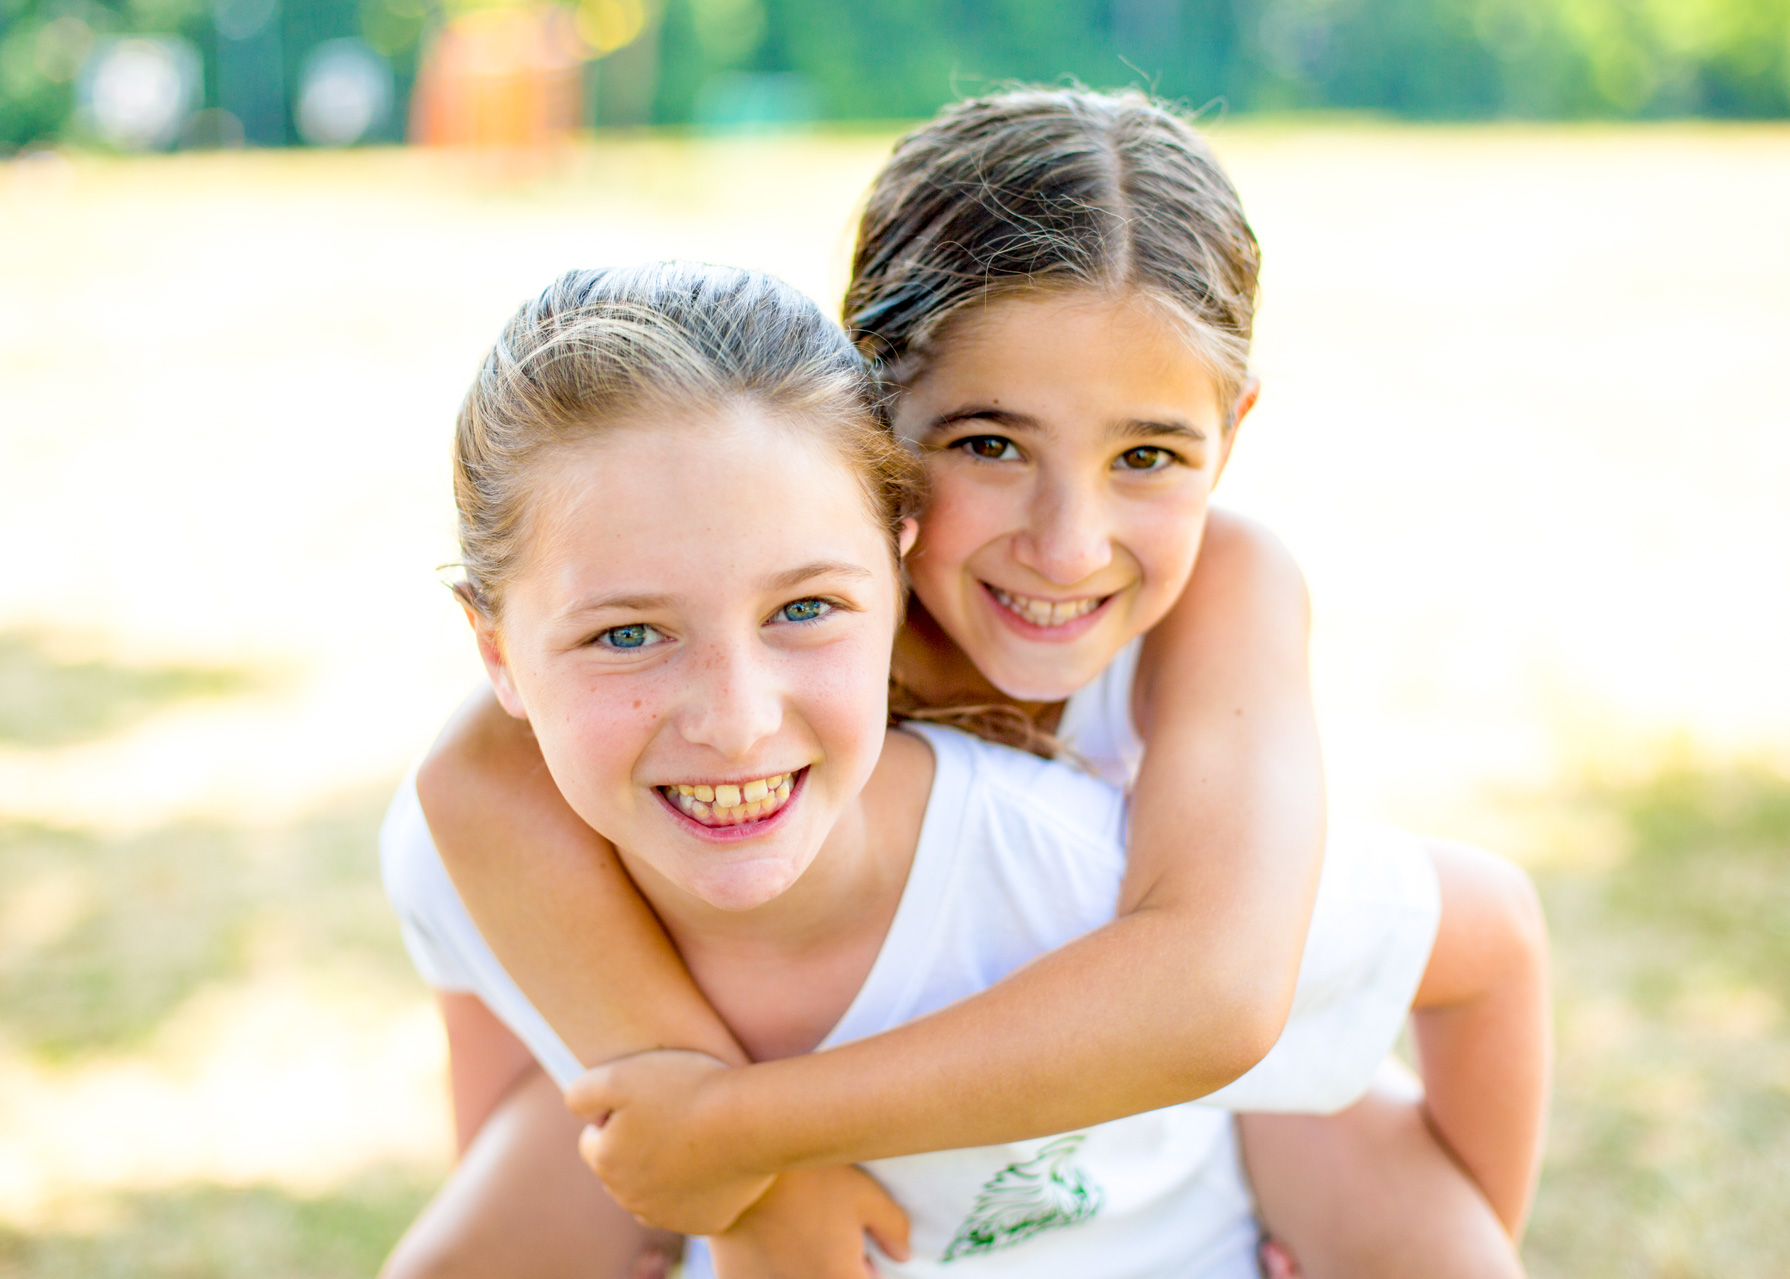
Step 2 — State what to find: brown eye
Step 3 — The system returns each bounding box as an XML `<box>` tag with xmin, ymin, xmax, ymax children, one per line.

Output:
<box><xmin>1116</xmin><ymin>446</ymin><xmax>1173</xmax><ymax>472</ymax></box>
<box><xmin>958</xmin><ymin>436</ymin><xmax>1019</xmax><ymax>461</ymax></box>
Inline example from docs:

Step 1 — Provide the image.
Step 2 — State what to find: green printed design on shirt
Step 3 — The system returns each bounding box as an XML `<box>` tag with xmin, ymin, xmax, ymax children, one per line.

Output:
<box><xmin>941</xmin><ymin>1135</ymin><xmax>1103</xmax><ymax>1261</ymax></box>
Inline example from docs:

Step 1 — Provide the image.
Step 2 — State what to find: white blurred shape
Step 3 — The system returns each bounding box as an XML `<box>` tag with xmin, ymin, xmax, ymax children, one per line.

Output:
<box><xmin>81</xmin><ymin>37</ymin><xmax>200</xmax><ymax>152</ymax></box>
<box><xmin>296</xmin><ymin>38</ymin><xmax>392</xmax><ymax>147</ymax></box>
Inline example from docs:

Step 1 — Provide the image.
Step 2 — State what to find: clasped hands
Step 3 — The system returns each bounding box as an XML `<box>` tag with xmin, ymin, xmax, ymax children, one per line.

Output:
<box><xmin>566</xmin><ymin>1049</ymin><xmax>911</xmax><ymax>1277</ymax></box>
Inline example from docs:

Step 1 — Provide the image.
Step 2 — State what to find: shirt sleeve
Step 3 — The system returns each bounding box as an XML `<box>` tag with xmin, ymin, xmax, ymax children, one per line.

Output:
<box><xmin>1200</xmin><ymin>821</ymin><xmax>1441</xmax><ymax>1115</ymax></box>
<box><xmin>378</xmin><ymin>771</ymin><xmax>479</xmax><ymax>993</ymax></box>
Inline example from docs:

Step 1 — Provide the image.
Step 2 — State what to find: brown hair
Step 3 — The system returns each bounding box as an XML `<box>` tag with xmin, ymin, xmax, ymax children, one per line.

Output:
<box><xmin>452</xmin><ymin>262</ymin><xmax>923</xmax><ymax>620</ymax></box>
<box><xmin>845</xmin><ymin>86</ymin><xmax>1260</xmax><ymax>420</ymax></box>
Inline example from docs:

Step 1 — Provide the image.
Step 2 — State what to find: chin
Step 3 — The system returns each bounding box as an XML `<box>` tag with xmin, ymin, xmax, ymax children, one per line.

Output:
<box><xmin>982</xmin><ymin>650</ymin><xmax>1102</xmax><ymax>704</ymax></box>
<box><xmin>689</xmin><ymin>856</ymin><xmax>810</xmax><ymax>912</ymax></box>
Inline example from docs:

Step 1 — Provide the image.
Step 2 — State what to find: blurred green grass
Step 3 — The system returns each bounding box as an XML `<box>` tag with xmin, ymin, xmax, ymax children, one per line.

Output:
<box><xmin>0</xmin><ymin>633</ymin><xmax>254</xmax><ymax>749</ymax></box>
<box><xmin>0</xmin><ymin>792</ymin><xmax>414</xmax><ymax>1064</ymax></box>
<box><xmin>0</xmin><ymin>1175</ymin><xmax>432</xmax><ymax>1279</ymax></box>
<box><xmin>1525</xmin><ymin>765</ymin><xmax>1790</xmax><ymax>1279</ymax></box>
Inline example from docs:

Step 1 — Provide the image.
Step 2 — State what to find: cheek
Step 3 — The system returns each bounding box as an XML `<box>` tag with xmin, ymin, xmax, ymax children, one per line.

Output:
<box><xmin>1123</xmin><ymin>491</ymin><xmax>1210</xmax><ymax>601</ymax></box>
<box><xmin>911</xmin><ymin>471</ymin><xmax>1010</xmax><ymax>582</ymax></box>
<box><xmin>525</xmin><ymin>662</ymin><xmax>662</xmax><ymax>813</ymax></box>
<box><xmin>788</xmin><ymin>631</ymin><xmax>896</xmax><ymax>773</ymax></box>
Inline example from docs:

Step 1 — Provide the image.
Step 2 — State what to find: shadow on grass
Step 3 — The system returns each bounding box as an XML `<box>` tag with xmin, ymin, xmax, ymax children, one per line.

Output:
<box><xmin>0</xmin><ymin>1172</ymin><xmax>432</xmax><ymax>1279</ymax></box>
<box><xmin>0</xmin><ymin>788</ymin><xmax>416</xmax><ymax>1062</ymax></box>
<box><xmin>1525</xmin><ymin>764</ymin><xmax>1790</xmax><ymax>1279</ymax></box>
<box><xmin>0</xmin><ymin>632</ymin><xmax>256</xmax><ymax>750</ymax></box>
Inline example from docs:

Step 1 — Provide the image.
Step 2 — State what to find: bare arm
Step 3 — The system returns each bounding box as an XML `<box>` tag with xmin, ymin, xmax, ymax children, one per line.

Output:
<box><xmin>574</xmin><ymin>514</ymin><xmax>1325</xmax><ymax>1207</ymax></box>
<box><xmin>428</xmin><ymin>514</ymin><xmax>1323</xmax><ymax>1227</ymax></box>
<box><xmin>417</xmin><ymin>691</ymin><xmax>749</xmax><ymax>1071</ymax></box>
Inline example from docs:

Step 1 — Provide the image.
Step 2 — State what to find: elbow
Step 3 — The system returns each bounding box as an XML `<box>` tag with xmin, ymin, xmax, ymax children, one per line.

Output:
<box><xmin>1224</xmin><ymin>983</ymin><xmax>1297</xmax><ymax>1082</ymax></box>
<box><xmin>1179</xmin><ymin>976</ymin><xmax>1296</xmax><ymax>1095</ymax></box>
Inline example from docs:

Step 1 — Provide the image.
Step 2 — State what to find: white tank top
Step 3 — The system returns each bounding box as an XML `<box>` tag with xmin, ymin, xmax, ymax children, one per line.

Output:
<box><xmin>1054</xmin><ymin>635</ymin><xmax>1146</xmax><ymax>789</ymax></box>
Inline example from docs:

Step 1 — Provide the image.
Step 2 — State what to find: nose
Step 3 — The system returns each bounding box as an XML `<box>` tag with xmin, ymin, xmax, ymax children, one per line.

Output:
<box><xmin>1011</xmin><ymin>471</ymin><xmax>1114</xmax><ymax>586</ymax></box>
<box><xmin>674</xmin><ymin>636</ymin><xmax>785</xmax><ymax>761</ymax></box>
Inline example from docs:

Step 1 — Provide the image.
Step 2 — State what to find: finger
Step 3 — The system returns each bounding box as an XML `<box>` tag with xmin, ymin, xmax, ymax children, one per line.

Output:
<box><xmin>563</xmin><ymin>1063</ymin><xmax>617</xmax><ymax>1120</ymax></box>
<box><xmin>577</xmin><ymin>1122</ymin><xmax>604</xmax><ymax>1174</ymax></box>
<box><xmin>854</xmin><ymin>1171</ymin><xmax>911</xmax><ymax>1262</ymax></box>
<box><xmin>1259</xmin><ymin>1238</ymin><xmax>1302</xmax><ymax>1279</ymax></box>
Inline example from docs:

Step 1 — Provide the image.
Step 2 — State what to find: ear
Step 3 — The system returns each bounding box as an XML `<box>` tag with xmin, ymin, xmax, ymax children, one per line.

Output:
<box><xmin>897</xmin><ymin>517</ymin><xmax>919</xmax><ymax>559</ymax></box>
<box><xmin>462</xmin><ymin>600</ymin><xmax>530</xmax><ymax>721</ymax></box>
<box><xmin>1212</xmin><ymin>377</ymin><xmax>1260</xmax><ymax>488</ymax></box>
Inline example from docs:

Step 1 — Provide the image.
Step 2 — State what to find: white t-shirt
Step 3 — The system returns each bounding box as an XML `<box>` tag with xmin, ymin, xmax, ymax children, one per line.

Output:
<box><xmin>1055</xmin><ymin>634</ymin><xmax>1146</xmax><ymax>789</ymax></box>
<box><xmin>381</xmin><ymin>723</ymin><xmax>1439</xmax><ymax>1279</ymax></box>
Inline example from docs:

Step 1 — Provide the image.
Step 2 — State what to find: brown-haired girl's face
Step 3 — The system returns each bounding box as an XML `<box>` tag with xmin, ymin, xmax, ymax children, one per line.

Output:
<box><xmin>894</xmin><ymin>289</ymin><xmax>1248</xmax><ymax>703</ymax></box>
<box><xmin>468</xmin><ymin>404</ymin><xmax>910</xmax><ymax>916</ymax></box>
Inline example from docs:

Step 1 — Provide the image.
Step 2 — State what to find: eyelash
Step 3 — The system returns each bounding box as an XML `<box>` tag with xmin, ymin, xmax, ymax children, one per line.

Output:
<box><xmin>951</xmin><ymin>435</ymin><xmax>1022</xmax><ymax>462</ymax></box>
<box><xmin>950</xmin><ymin>436</ymin><xmax>1185</xmax><ymax>472</ymax></box>
<box><xmin>593</xmin><ymin>598</ymin><xmax>837</xmax><ymax>648</ymax></box>
<box><xmin>1113</xmin><ymin>446</ymin><xmax>1182</xmax><ymax>472</ymax></box>
<box><xmin>776</xmin><ymin>597</ymin><xmax>836</xmax><ymax>625</ymax></box>
<box><xmin>595</xmin><ymin>622</ymin><xmax>663</xmax><ymax>650</ymax></box>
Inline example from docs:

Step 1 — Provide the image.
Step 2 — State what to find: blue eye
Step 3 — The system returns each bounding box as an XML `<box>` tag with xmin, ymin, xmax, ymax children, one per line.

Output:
<box><xmin>957</xmin><ymin>435</ymin><xmax>1020</xmax><ymax>461</ymax></box>
<box><xmin>778</xmin><ymin>599</ymin><xmax>832</xmax><ymax>624</ymax></box>
<box><xmin>1115</xmin><ymin>446</ymin><xmax>1175</xmax><ymax>472</ymax></box>
<box><xmin>598</xmin><ymin>623</ymin><xmax>660</xmax><ymax>649</ymax></box>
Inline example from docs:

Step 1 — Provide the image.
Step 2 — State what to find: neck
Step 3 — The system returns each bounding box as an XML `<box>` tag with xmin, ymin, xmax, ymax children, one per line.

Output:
<box><xmin>610</xmin><ymin>730</ymin><xmax>933</xmax><ymax>1059</ymax></box>
<box><xmin>892</xmin><ymin>597</ymin><xmax>1063</xmax><ymax>727</ymax></box>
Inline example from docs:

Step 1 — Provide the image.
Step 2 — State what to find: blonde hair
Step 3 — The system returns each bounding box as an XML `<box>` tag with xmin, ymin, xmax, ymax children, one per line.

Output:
<box><xmin>452</xmin><ymin>262</ymin><xmax>923</xmax><ymax>619</ymax></box>
<box><xmin>846</xmin><ymin>87</ymin><xmax>1260</xmax><ymax>421</ymax></box>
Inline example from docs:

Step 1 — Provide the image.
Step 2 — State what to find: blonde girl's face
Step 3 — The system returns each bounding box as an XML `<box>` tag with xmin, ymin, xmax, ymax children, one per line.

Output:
<box><xmin>471</xmin><ymin>405</ymin><xmax>907</xmax><ymax>915</ymax></box>
<box><xmin>893</xmin><ymin>290</ymin><xmax>1246</xmax><ymax>703</ymax></box>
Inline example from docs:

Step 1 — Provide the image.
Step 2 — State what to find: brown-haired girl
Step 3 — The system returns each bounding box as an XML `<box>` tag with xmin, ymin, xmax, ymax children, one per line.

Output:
<box><xmin>386</xmin><ymin>91</ymin><xmax>1548</xmax><ymax>1279</ymax></box>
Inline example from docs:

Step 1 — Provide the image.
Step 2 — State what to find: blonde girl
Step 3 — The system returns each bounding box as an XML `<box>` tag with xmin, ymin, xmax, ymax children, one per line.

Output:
<box><xmin>389</xmin><ymin>91</ymin><xmax>1548</xmax><ymax>1278</ymax></box>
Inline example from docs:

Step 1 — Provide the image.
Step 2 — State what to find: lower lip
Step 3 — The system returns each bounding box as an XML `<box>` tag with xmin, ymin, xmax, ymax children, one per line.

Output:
<box><xmin>655</xmin><ymin>768</ymin><xmax>808</xmax><ymax>843</ymax></box>
<box><xmin>980</xmin><ymin>582</ymin><xmax>1115</xmax><ymax>644</ymax></box>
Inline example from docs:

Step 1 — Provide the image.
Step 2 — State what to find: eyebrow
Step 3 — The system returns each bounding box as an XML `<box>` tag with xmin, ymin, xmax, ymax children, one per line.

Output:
<box><xmin>924</xmin><ymin>406</ymin><xmax>1041</xmax><ymax>434</ymax></box>
<box><xmin>555</xmin><ymin>591</ymin><xmax>675</xmax><ymax>621</ymax></box>
<box><xmin>1116</xmin><ymin>418</ymin><xmax>1207</xmax><ymax>443</ymax></box>
<box><xmin>765</xmin><ymin>560</ymin><xmax>876</xmax><ymax>590</ymax></box>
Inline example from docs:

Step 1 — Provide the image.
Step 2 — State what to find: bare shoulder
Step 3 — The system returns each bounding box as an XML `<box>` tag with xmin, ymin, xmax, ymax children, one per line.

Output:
<box><xmin>1182</xmin><ymin>509</ymin><xmax>1309</xmax><ymax>610</ymax></box>
<box><xmin>415</xmin><ymin>685</ymin><xmax>556</xmax><ymax>832</ymax></box>
<box><xmin>1146</xmin><ymin>508</ymin><xmax>1310</xmax><ymax>661</ymax></box>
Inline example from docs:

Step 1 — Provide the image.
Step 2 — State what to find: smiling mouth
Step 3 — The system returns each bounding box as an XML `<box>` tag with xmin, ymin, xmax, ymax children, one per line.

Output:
<box><xmin>986</xmin><ymin>585</ymin><xmax>1110</xmax><ymax>628</ymax></box>
<box><xmin>659</xmin><ymin>769</ymin><xmax>802</xmax><ymax>827</ymax></box>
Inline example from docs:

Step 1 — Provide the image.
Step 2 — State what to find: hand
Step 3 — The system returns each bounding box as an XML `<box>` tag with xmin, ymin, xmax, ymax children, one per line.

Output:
<box><xmin>567</xmin><ymin>1049</ymin><xmax>772</xmax><ymax>1234</ymax></box>
<box><xmin>710</xmin><ymin>1166</ymin><xmax>911</xmax><ymax>1279</ymax></box>
<box><xmin>1259</xmin><ymin>1238</ymin><xmax>1304</xmax><ymax>1279</ymax></box>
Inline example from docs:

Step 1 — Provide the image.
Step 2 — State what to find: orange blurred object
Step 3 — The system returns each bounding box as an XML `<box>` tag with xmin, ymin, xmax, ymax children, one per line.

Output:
<box><xmin>410</xmin><ymin>6</ymin><xmax>587</xmax><ymax>149</ymax></box>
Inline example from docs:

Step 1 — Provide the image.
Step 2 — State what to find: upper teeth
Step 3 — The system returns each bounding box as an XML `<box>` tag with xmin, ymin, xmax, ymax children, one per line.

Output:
<box><xmin>990</xmin><ymin>587</ymin><xmax>1101</xmax><ymax>628</ymax></box>
<box><xmin>664</xmin><ymin>772</ymin><xmax>796</xmax><ymax>827</ymax></box>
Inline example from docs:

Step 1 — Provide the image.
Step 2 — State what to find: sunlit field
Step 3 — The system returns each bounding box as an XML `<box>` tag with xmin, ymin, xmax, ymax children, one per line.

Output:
<box><xmin>2</xmin><ymin>122</ymin><xmax>1787</xmax><ymax>1277</ymax></box>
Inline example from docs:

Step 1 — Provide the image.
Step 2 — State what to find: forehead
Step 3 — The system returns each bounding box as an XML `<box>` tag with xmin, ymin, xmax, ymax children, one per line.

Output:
<box><xmin>911</xmin><ymin>289</ymin><xmax>1224</xmax><ymax>427</ymax></box>
<box><xmin>516</xmin><ymin>404</ymin><xmax>889</xmax><ymax>605</ymax></box>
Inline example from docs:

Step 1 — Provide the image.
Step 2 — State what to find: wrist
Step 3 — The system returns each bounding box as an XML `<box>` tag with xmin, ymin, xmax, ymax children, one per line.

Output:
<box><xmin>702</xmin><ymin>1058</ymin><xmax>823</xmax><ymax>1178</ymax></box>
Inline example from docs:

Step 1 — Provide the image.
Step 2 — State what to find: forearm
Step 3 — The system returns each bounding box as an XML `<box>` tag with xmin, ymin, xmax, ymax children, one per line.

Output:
<box><xmin>703</xmin><ymin>521</ymin><xmax>1328</xmax><ymax>1172</ymax></box>
<box><xmin>420</xmin><ymin>688</ymin><xmax>747</xmax><ymax>1068</ymax></box>
<box><xmin>709</xmin><ymin>903</ymin><xmax>1294</xmax><ymax>1174</ymax></box>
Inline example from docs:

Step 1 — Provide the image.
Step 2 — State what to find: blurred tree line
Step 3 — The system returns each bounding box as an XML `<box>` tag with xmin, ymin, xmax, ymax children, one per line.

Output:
<box><xmin>5</xmin><ymin>0</ymin><xmax>1789</xmax><ymax>150</ymax></box>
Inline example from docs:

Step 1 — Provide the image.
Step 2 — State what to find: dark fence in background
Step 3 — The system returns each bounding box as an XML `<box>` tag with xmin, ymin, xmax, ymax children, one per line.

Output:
<box><xmin>4</xmin><ymin>0</ymin><xmax>1788</xmax><ymax>152</ymax></box>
